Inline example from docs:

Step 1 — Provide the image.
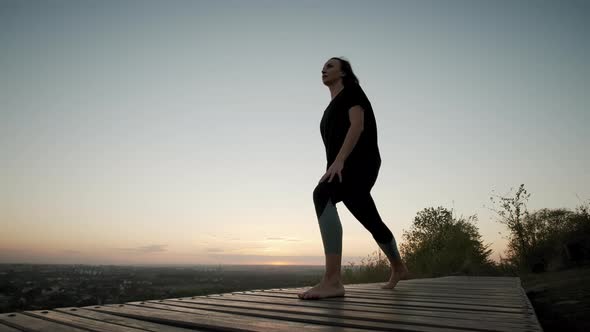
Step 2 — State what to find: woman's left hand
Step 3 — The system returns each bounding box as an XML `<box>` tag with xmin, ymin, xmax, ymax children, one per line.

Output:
<box><xmin>319</xmin><ymin>159</ymin><xmax>345</xmax><ymax>183</ymax></box>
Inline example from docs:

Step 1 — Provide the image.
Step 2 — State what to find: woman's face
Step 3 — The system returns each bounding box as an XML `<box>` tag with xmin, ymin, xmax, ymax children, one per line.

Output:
<box><xmin>321</xmin><ymin>58</ymin><xmax>343</xmax><ymax>86</ymax></box>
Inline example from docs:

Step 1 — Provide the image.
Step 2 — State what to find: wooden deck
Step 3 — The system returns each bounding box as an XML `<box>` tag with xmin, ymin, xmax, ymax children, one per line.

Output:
<box><xmin>0</xmin><ymin>276</ymin><xmax>543</xmax><ymax>331</ymax></box>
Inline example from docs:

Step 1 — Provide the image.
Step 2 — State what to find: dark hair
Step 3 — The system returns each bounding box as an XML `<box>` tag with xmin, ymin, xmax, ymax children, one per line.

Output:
<box><xmin>331</xmin><ymin>57</ymin><xmax>360</xmax><ymax>87</ymax></box>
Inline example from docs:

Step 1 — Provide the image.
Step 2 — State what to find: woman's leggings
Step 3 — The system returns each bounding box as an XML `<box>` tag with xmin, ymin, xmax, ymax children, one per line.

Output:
<box><xmin>312</xmin><ymin>177</ymin><xmax>402</xmax><ymax>261</ymax></box>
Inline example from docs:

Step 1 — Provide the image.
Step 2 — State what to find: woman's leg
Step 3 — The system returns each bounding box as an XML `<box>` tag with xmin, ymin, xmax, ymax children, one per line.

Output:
<box><xmin>317</xmin><ymin>198</ymin><xmax>343</xmax><ymax>281</ymax></box>
<box><xmin>341</xmin><ymin>191</ymin><xmax>408</xmax><ymax>288</ymax></box>
<box><xmin>314</xmin><ymin>198</ymin><xmax>342</xmax><ymax>256</ymax></box>
<box><xmin>297</xmin><ymin>181</ymin><xmax>346</xmax><ymax>299</ymax></box>
<box><xmin>341</xmin><ymin>191</ymin><xmax>400</xmax><ymax>258</ymax></box>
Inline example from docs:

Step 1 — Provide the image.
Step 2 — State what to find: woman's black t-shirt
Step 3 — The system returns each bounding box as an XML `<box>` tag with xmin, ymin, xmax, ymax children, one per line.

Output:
<box><xmin>320</xmin><ymin>84</ymin><xmax>381</xmax><ymax>177</ymax></box>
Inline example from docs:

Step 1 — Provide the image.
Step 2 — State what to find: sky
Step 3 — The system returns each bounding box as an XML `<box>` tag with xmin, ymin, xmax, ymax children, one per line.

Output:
<box><xmin>1</xmin><ymin>0</ymin><xmax>589</xmax><ymax>266</ymax></box>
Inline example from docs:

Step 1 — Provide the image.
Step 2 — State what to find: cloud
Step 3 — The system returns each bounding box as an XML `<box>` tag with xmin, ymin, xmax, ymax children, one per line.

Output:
<box><xmin>202</xmin><ymin>254</ymin><xmax>360</xmax><ymax>265</ymax></box>
<box><xmin>266</xmin><ymin>237</ymin><xmax>301</xmax><ymax>242</ymax></box>
<box><xmin>0</xmin><ymin>248</ymin><xmax>26</xmax><ymax>253</ymax></box>
<box><xmin>237</xmin><ymin>245</ymin><xmax>269</xmax><ymax>250</ymax></box>
<box><xmin>114</xmin><ymin>244</ymin><xmax>168</xmax><ymax>254</ymax></box>
<box><xmin>265</xmin><ymin>237</ymin><xmax>301</xmax><ymax>242</ymax></box>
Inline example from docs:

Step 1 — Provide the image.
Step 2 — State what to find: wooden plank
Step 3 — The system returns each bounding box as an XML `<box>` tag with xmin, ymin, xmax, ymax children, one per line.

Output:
<box><xmin>344</xmin><ymin>284</ymin><xmax>516</xmax><ymax>298</ymax></box>
<box><xmin>84</xmin><ymin>302</ymin><xmax>376</xmax><ymax>332</ymax></box>
<box><xmin>347</xmin><ymin>283</ymin><xmax>520</xmax><ymax>294</ymax></box>
<box><xmin>226</xmin><ymin>290</ymin><xmax>536</xmax><ymax>322</ymax></box>
<box><xmin>342</xmin><ymin>283</ymin><xmax>520</xmax><ymax>297</ymax></box>
<box><xmin>277</xmin><ymin>288</ymin><xmax>525</xmax><ymax>307</ymax></box>
<box><xmin>281</xmin><ymin>289</ymin><xmax>524</xmax><ymax>309</ymax></box>
<box><xmin>400</xmin><ymin>280</ymin><xmax>518</xmax><ymax>286</ymax></box>
<box><xmin>0</xmin><ymin>323</ymin><xmax>23</xmax><ymax>332</ymax></box>
<box><xmin>407</xmin><ymin>277</ymin><xmax>518</xmax><ymax>283</ymax></box>
<box><xmin>341</xmin><ymin>279</ymin><xmax>530</xmax><ymax>303</ymax></box>
<box><xmin>52</xmin><ymin>307</ymin><xmax>206</xmax><ymax>332</ymax></box>
<box><xmin>244</xmin><ymin>292</ymin><xmax>534</xmax><ymax>317</ymax></box>
<box><xmin>352</xmin><ymin>280</ymin><xmax>519</xmax><ymax>287</ymax></box>
<box><xmin>338</xmin><ymin>288</ymin><xmax>523</xmax><ymax>301</ymax></box>
<box><xmin>198</xmin><ymin>292</ymin><xmax>534</xmax><ymax>324</ymax></box>
<box><xmin>348</xmin><ymin>280</ymin><xmax>519</xmax><ymax>287</ymax></box>
<box><xmin>366</xmin><ymin>278</ymin><xmax>520</xmax><ymax>285</ymax></box>
<box><xmin>335</xmin><ymin>287</ymin><xmax>522</xmax><ymax>301</ymax></box>
<box><xmin>437</xmin><ymin>276</ymin><xmax>519</xmax><ymax>282</ymax></box>
<box><xmin>255</xmin><ymin>285</ymin><xmax>520</xmax><ymax>299</ymax></box>
<box><xmin>352</xmin><ymin>289</ymin><xmax>520</xmax><ymax>299</ymax></box>
<box><xmin>408</xmin><ymin>277</ymin><xmax>519</xmax><ymax>286</ymax></box>
<box><xmin>386</xmin><ymin>284</ymin><xmax>520</xmax><ymax>291</ymax></box>
<box><xmin>153</xmin><ymin>295</ymin><xmax>538</xmax><ymax>332</ymax></box>
<box><xmin>280</xmin><ymin>287</ymin><xmax>519</xmax><ymax>301</ymax></box>
<box><xmin>20</xmin><ymin>310</ymin><xmax>151</xmax><ymax>332</ymax></box>
<box><xmin>0</xmin><ymin>312</ymin><xmax>88</xmax><ymax>332</ymax></box>
<box><xmin>122</xmin><ymin>300</ymin><xmax>481</xmax><ymax>332</ymax></box>
<box><xmin>220</xmin><ymin>289</ymin><xmax>532</xmax><ymax>315</ymax></box>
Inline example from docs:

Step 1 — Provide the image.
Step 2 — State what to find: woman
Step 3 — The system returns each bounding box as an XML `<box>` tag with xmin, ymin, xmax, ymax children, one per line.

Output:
<box><xmin>298</xmin><ymin>57</ymin><xmax>409</xmax><ymax>300</ymax></box>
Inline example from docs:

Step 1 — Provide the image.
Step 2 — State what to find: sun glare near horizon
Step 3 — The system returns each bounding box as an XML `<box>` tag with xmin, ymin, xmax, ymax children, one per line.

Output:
<box><xmin>268</xmin><ymin>261</ymin><xmax>293</xmax><ymax>266</ymax></box>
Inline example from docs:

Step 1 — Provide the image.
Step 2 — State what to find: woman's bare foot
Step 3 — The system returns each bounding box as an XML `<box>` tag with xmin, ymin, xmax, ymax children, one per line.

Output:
<box><xmin>381</xmin><ymin>263</ymin><xmax>409</xmax><ymax>289</ymax></box>
<box><xmin>297</xmin><ymin>279</ymin><xmax>345</xmax><ymax>300</ymax></box>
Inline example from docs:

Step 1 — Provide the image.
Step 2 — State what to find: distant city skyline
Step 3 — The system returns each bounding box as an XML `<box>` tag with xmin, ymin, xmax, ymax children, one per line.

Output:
<box><xmin>1</xmin><ymin>0</ymin><xmax>589</xmax><ymax>266</ymax></box>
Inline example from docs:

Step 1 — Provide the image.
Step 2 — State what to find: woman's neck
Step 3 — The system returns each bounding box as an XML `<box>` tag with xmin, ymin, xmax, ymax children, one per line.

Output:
<box><xmin>329</xmin><ymin>82</ymin><xmax>345</xmax><ymax>100</ymax></box>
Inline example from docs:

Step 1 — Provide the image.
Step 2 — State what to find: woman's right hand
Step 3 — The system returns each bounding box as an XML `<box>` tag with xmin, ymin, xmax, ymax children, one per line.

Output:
<box><xmin>319</xmin><ymin>160</ymin><xmax>344</xmax><ymax>184</ymax></box>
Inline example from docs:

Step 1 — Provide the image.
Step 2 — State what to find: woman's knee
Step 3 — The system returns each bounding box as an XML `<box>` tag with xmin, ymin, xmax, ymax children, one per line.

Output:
<box><xmin>313</xmin><ymin>182</ymin><xmax>333</xmax><ymax>218</ymax></box>
<box><xmin>341</xmin><ymin>192</ymin><xmax>392</xmax><ymax>241</ymax></box>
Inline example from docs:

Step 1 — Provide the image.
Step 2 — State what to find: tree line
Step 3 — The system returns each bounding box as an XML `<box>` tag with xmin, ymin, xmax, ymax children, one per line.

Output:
<box><xmin>343</xmin><ymin>184</ymin><xmax>590</xmax><ymax>282</ymax></box>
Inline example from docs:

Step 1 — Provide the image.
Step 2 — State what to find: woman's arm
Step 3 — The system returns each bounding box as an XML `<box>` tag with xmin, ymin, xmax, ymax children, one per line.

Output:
<box><xmin>334</xmin><ymin>106</ymin><xmax>365</xmax><ymax>163</ymax></box>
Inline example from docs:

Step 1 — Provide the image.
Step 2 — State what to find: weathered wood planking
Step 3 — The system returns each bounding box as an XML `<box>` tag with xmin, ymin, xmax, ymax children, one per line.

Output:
<box><xmin>0</xmin><ymin>322</ymin><xmax>23</xmax><ymax>332</ymax></box>
<box><xmin>0</xmin><ymin>312</ymin><xmax>90</xmax><ymax>331</ymax></box>
<box><xmin>0</xmin><ymin>276</ymin><xmax>544</xmax><ymax>332</ymax></box>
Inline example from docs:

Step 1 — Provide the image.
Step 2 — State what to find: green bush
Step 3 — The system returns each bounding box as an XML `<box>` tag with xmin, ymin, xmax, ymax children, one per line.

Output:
<box><xmin>399</xmin><ymin>207</ymin><xmax>496</xmax><ymax>278</ymax></box>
